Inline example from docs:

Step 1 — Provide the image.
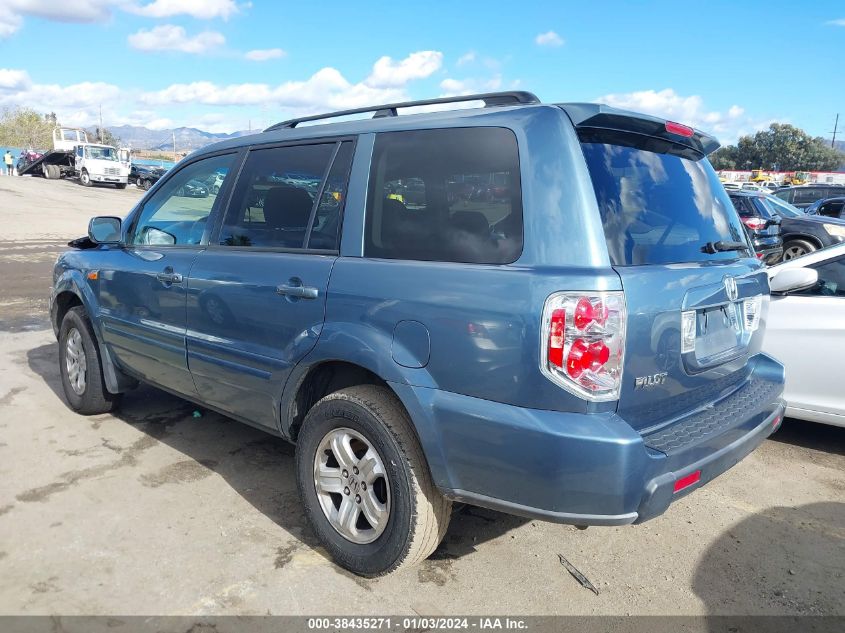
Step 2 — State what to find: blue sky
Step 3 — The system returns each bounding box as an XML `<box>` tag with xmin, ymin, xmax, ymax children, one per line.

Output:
<box><xmin>1</xmin><ymin>0</ymin><xmax>843</xmax><ymax>143</ymax></box>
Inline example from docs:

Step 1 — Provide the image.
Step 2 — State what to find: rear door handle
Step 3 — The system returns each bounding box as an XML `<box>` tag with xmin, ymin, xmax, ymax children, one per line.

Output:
<box><xmin>156</xmin><ymin>271</ymin><xmax>183</xmax><ymax>284</ymax></box>
<box><xmin>276</xmin><ymin>282</ymin><xmax>318</xmax><ymax>300</ymax></box>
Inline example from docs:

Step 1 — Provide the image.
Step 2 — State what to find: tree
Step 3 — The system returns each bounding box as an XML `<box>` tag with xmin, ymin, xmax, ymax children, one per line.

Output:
<box><xmin>0</xmin><ymin>107</ymin><xmax>55</xmax><ymax>150</ymax></box>
<box><xmin>92</xmin><ymin>127</ymin><xmax>122</xmax><ymax>147</ymax></box>
<box><xmin>710</xmin><ymin>123</ymin><xmax>844</xmax><ymax>171</ymax></box>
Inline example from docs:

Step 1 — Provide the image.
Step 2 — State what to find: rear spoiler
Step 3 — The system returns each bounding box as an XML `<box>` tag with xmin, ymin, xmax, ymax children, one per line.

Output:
<box><xmin>558</xmin><ymin>103</ymin><xmax>720</xmax><ymax>157</ymax></box>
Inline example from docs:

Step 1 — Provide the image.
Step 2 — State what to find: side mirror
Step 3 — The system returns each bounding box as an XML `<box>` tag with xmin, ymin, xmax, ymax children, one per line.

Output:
<box><xmin>88</xmin><ymin>216</ymin><xmax>122</xmax><ymax>244</ymax></box>
<box><xmin>769</xmin><ymin>266</ymin><xmax>818</xmax><ymax>294</ymax></box>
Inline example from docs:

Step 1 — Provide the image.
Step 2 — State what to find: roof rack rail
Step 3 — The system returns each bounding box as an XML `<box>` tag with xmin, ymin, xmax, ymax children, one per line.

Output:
<box><xmin>265</xmin><ymin>91</ymin><xmax>541</xmax><ymax>131</ymax></box>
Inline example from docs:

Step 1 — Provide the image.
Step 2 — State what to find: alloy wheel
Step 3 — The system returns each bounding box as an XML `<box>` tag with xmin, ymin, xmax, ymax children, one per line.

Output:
<box><xmin>313</xmin><ymin>427</ymin><xmax>391</xmax><ymax>544</ymax></box>
<box><xmin>65</xmin><ymin>328</ymin><xmax>87</xmax><ymax>396</ymax></box>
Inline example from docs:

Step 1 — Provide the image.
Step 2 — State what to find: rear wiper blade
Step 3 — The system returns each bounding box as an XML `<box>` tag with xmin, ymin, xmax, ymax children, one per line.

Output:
<box><xmin>701</xmin><ymin>240</ymin><xmax>749</xmax><ymax>254</ymax></box>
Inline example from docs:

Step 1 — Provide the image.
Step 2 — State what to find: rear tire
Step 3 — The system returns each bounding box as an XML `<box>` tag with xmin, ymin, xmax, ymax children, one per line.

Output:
<box><xmin>44</xmin><ymin>164</ymin><xmax>59</xmax><ymax>180</ymax></box>
<box><xmin>142</xmin><ymin>179</ymin><xmax>151</xmax><ymax>191</ymax></box>
<box><xmin>295</xmin><ymin>385</ymin><xmax>451</xmax><ymax>577</ymax></box>
<box><xmin>782</xmin><ymin>239</ymin><xmax>816</xmax><ymax>261</ymax></box>
<box><xmin>58</xmin><ymin>306</ymin><xmax>120</xmax><ymax>415</ymax></box>
<box><xmin>79</xmin><ymin>170</ymin><xmax>91</xmax><ymax>187</ymax></box>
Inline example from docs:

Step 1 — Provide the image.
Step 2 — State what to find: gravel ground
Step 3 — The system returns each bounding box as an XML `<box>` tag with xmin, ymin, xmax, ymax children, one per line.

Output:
<box><xmin>0</xmin><ymin>175</ymin><xmax>842</xmax><ymax>616</ymax></box>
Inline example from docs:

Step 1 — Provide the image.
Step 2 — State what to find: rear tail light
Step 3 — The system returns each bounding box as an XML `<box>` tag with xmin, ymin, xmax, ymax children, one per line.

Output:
<box><xmin>742</xmin><ymin>216</ymin><xmax>767</xmax><ymax>230</ymax></box>
<box><xmin>743</xmin><ymin>296</ymin><xmax>763</xmax><ymax>332</ymax></box>
<box><xmin>541</xmin><ymin>292</ymin><xmax>626</xmax><ymax>401</ymax></box>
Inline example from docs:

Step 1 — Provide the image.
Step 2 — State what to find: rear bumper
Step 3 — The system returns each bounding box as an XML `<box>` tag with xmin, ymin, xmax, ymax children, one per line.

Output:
<box><xmin>392</xmin><ymin>353</ymin><xmax>784</xmax><ymax>526</ymax></box>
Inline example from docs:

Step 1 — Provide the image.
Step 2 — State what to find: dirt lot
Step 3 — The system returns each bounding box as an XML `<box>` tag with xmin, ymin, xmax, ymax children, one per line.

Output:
<box><xmin>0</xmin><ymin>175</ymin><xmax>843</xmax><ymax>616</ymax></box>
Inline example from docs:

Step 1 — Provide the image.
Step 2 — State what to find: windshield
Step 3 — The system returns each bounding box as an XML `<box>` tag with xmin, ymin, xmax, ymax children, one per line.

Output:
<box><xmin>85</xmin><ymin>146</ymin><xmax>118</xmax><ymax>161</ymax></box>
<box><xmin>581</xmin><ymin>142</ymin><xmax>751</xmax><ymax>265</ymax></box>
<box><xmin>762</xmin><ymin>195</ymin><xmax>802</xmax><ymax>218</ymax></box>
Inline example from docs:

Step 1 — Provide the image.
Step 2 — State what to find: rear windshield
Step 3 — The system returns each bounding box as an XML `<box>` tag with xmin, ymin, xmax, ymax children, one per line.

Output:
<box><xmin>581</xmin><ymin>142</ymin><xmax>750</xmax><ymax>266</ymax></box>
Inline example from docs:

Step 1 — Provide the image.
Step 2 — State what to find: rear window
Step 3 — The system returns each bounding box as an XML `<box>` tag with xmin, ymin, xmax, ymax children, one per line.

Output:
<box><xmin>364</xmin><ymin>127</ymin><xmax>523</xmax><ymax>264</ymax></box>
<box><xmin>581</xmin><ymin>142</ymin><xmax>749</xmax><ymax>266</ymax></box>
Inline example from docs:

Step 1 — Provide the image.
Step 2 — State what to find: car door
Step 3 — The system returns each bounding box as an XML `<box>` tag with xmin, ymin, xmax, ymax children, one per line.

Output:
<box><xmin>185</xmin><ymin>140</ymin><xmax>354</xmax><ymax>430</ymax></box>
<box><xmin>765</xmin><ymin>255</ymin><xmax>845</xmax><ymax>424</ymax></box>
<box><xmin>97</xmin><ymin>152</ymin><xmax>239</xmax><ymax>396</ymax></box>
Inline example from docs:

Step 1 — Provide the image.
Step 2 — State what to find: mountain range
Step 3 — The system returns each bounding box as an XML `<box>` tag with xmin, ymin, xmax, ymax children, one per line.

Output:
<box><xmin>107</xmin><ymin>125</ymin><xmax>253</xmax><ymax>151</ymax></box>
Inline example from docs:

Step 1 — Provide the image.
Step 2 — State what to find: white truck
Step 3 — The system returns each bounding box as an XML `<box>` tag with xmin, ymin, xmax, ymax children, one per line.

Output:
<box><xmin>20</xmin><ymin>127</ymin><xmax>130</xmax><ymax>188</ymax></box>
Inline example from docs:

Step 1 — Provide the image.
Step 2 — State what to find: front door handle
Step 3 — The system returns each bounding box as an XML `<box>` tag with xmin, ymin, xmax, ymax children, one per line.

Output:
<box><xmin>276</xmin><ymin>281</ymin><xmax>318</xmax><ymax>300</ymax></box>
<box><xmin>156</xmin><ymin>271</ymin><xmax>183</xmax><ymax>284</ymax></box>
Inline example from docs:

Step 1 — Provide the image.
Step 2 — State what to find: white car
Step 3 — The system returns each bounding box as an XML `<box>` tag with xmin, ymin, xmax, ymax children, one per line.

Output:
<box><xmin>763</xmin><ymin>243</ymin><xmax>845</xmax><ymax>426</ymax></box>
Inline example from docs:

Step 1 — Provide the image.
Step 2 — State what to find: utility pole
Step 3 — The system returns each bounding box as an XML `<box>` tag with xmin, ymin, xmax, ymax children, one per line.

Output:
<box><xmin>173</xmin><ymin>131</ymin><xmax>177</xmax><ymax>162</ymax></box>
<box><xmin>98</xmin><ymin>104</ymin><xmax>103</xmax><ymax>143</ymax></box>
<box><xmin>832</xmin><ymin>114</ymin><xmax>840</xmax><ymax>148</ymax></box>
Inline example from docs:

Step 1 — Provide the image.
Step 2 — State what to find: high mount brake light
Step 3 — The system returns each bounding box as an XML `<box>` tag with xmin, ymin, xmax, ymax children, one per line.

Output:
<box><xmin>541</xmin><ymin>292</ymin><xmax>626</xmax><ymax>402</ymax></box>
<box><xmin>665</xmin><ymin>121</ymin><xmax>694</xmax><ymax>138</ymax></box>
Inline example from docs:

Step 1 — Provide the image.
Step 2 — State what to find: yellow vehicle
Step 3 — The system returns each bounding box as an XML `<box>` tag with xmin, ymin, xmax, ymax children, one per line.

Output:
<box><xmin>750</xmin><ymin>169</ymin><xmax>769</xmax><ymax>182</ymax></box>
<box><xmin>782</xmin><ymin>171</ymin><xmax>809</xmax><ymax>186</ymax></box>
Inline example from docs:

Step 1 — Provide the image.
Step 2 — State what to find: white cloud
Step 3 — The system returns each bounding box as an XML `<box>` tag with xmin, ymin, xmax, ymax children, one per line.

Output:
<box><xmin>245</xmin><ymin>48</ymin><xmax>285</xmax><ymax>62</ymax></box>
<box><xmin>0</xmin><ymin>0</ymin><xmax>243</xmax><ymax>39</ymax></box>
<box><xmin>535</xmin><ymin>30</ymin><xmax>564</xmax><ymax>47</ymax></box>
<box><xmin>365</xmin><ymin>51</ymin><xmax>443</xmax><ymax>88</ymax></box>
<box><xmin>126</xmin><ymin>0</ymin><xmax>240</xmax><ymax>20</ymax></box>
<box><xmin>440</xmin><ymin>75</ymin><xmax>502</xmax><ymax>95</ymax></box>
<box><xmin>456</xmin><ymin>51</ymin><xmax>476</xmax><ymax>66</ymax></box>
<box><xmin>595</xmin><ymin>88</ymin><xmax>779</xmax><ymax>143</ymax></box>
<box><xmin>6</xmin><ymin>0</ymin><xmax>120</xmax><ymax>23</ymax></box>
<box><xmin>0</xmin><ymin>68</ymin><xmax>30</xmax><ymax>90</ymax></box>
<box><xmin>0</xmin><ymin>50</ymin><xmax>444</xmax><ymax>135</ymax></box>
<box><xmin>826</xmin><ymin>18</ymin><xmax>845</xmax><ymax>26</ymax></box>
<box><xmin>128</xmin><ymin>25</ymin><xmax>225</xmax><ymax>54</ymax></box>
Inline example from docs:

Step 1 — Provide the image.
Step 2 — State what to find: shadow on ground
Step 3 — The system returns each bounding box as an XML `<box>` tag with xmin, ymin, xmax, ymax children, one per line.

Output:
<box><xmin>770</xmin><ymin>418</ymin><xmax>845</xmax><ymax>457</ymax></box>
<box><xmin>26</xmin><ymin>342</ymin><xmax>528</xmax><ymax>581</ymax></box>
<box><xmin>693</xmin><ymin>502</ymin><xmax>845</xmax><ymax>617</ymax></box>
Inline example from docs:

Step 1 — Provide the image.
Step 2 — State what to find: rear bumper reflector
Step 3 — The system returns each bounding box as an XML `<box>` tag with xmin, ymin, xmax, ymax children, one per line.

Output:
<box><xmin>673</xmin><ymin>470</ymin><xmax>701</xmax><ymax>494</ymax></box>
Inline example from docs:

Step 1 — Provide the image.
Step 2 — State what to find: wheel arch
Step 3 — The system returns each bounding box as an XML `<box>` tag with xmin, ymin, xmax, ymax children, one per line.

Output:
<box><xmin>52</xmin><ymin>272</ymin><xmax>137</xmax><ymax>394</ymax></box>
<box><xmin>782</xmin><ymin>233</ymin><xmax>823</xmax><ymax>250</ymax></box>
<box><xmin>281</xmin><ymin>356</ymin><xmax>453</xmax><ymax>492</ymax></box>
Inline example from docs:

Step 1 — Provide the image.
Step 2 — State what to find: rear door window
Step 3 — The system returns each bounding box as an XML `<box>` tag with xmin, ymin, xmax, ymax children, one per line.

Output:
<box><xmin>581</xmin><ymin>142</ymin><xmax>749</xmax><ymax>265</ymax></box>
<box><xmin>218</xmin><ymin>142</ymin><xmax>348</xmax><ymax>250</ymax></box>
<box><xmin>365</xmin><ymin>127</ymin><xmax>523</xmax><ymax>264</ymax></box>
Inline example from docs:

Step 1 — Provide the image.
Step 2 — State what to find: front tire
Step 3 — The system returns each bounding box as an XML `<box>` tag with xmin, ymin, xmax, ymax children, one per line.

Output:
<box><xmin>782</xmin><ymin>239</ymin><xmax>816</xmax><ymax>261</ymax></box>
<box><xmin>58</xmin><ymin>307</ymin><xmax>120</xmax><ymax>415</ymax></box>
<box><xmin>79</xmin><ymin>170</ymin><xmax>91</xmax><ymax>187</ymax></box>
<box><xmin>295</xmin><ymin>385</ymin><xmax>451</xmax><ymax>577</ymax></box>
<box><xmin>115</xmin><ymin>183</ymin><xmax>127</xmax><ymax>190</ymax></box>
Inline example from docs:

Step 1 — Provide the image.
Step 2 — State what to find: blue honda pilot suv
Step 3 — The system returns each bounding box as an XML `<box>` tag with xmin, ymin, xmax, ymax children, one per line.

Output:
<box><xmin>51</xmin><ymin>92</ymin><xmax>788</xmax><ymax>576</ymax></box>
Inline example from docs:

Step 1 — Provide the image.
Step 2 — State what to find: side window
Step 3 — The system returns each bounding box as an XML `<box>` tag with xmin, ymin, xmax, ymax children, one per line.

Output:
<box><xmin>364</xmin><ymin>127</ymin><xmax>523</xmax><ymax>264</ymax></box>
<box><xmin>797</xmin><ymin>257</ymin><xmax>845</xmax><ymax>298</ymax></box>
<box><xmin>774</xmin><ymin>189</ymin><xmax>792</xmax><ymax>203</ymax></box>
<box><xmin>819</xmin><ymin>201</ymin><xmax>844</xmax><ymax>218</ymax></box>
<box><xmin>218</xmin><ymin>143</ymin><xmax>340</xmax><ymax>249</ymax></box>
<box><xmin>793</xmin><ymin>188</ymin><xmax>820</xmax><ymax>205</ymax></box>
<box><xmin>129</xmin><ymin>154</ymin><xmax>235</xmax><ymax>246</ymax></box>
<box><xmin>308</xmin><ymin>142</ymin><xmax>353</xmax><ymax>250</ymax></box>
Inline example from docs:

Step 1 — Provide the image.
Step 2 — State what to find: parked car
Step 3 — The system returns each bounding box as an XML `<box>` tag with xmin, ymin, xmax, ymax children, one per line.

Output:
<box><xmin>728</xmin><ymin>191</ymin><xmax>783</xmax><ymax>263</ymax></box>
<box><xmin>129</xmin><ymin>164</ymin><xmax>167</xmax><ymax>191</ymax></box>
<box><xmin>204</xmin><ymin>170</ymin><xmax>226</xmax><ymax>194</ymax></box>
<box><xmin>805</xmin><ymin>196</ymin><xmax>845</xmax><ymax>220</ymax></box>
<box><xmin>174</xmin><ymin>178</ymin><xmax>208</xmax><ymax>198</ymax></box>
<box><xmin>764</xmin><ymin>195</ymin><xmax>845</xmax><ymax>260</ymax></box>
<box><xmin>763</xmin><ymin>242</ymin><xmax>845</xmax><ymax>427</ymax></box>
<box><xmin>773</xmin><ymin>184</ymin><xmax>845</xmax><ymax>209</ymax></box>
<box><xmin>722</xmin><ymin>182</ymin><xmax>741</xmax><ymax>191</ymax></box>
<box><xmin>16</xmin><ymin>150</ymin><xmax>43</xmax><ymax>174</ymax></box>
<box><xmin>51</xmin><ymin>92</ymin><xmax>792</xmax><ymax>577</ymax></box>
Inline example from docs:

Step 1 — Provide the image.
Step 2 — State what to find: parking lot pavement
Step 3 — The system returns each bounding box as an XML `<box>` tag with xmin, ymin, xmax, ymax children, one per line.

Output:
<box><xmin>0</xmin><ymin>177</ymin><xmax>843</xmax><ymax>616</ymax></box>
